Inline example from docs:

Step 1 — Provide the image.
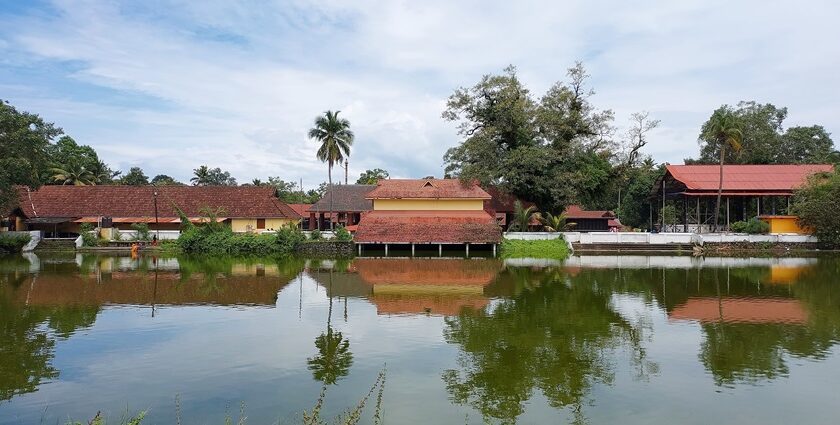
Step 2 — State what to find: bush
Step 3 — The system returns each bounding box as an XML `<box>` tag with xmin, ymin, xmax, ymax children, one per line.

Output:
<box><xmin>792</xmin><ymin>170</ymin><xmax>840</xmax><ymax>247</ymax></box>
<box><xmin>500</xmin><ymin>238</ymin><xmax>569</xmax><ymax>260</ymax></box>
<box><xmin>309</xmin><ymin>229</ymin><xmax>323</xmax><ymax>241</ymax></box>
<box><xmin>112</xmin><ymin>228</ymin><xmax>122</xmax><ymax>241</ymax></box>
<box><xmin>130</xmin><ymin>223</ymin><xmax>151</xmax><ymax>241</ymax></box>
<box><xmin>335</xmin><ymin>225</ymin><xmax>352</xmax><ymax>242</ymax></box>
<box><xmin>79</xmin><ymin>223</ymin><xmax>98</xmax><ymax>247</ymax></box>
<box><xmin>0</xmin><ymin>234</ymin><xmax>31</xmax><ymax>253</ymax></box>
<box><xmin>729</xmin><ymin>218</ymin><xmax>769</xmax><ymax>234</ymax></box>
<box><xmin>277</xmin><ymin>225</ymin><xmax>306</xmax><ymax>252</ymax></box>
<box><xmin>177</xmin><ymin>224</ymin><xmax>305</xmax><ymax>255</ymax></box>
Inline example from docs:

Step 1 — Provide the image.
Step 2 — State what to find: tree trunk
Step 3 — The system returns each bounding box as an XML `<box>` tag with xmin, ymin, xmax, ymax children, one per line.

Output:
<box><xmin>713</xmin><ymin>145</ymin><xmax>725</xmax><ymax>233</ymax></box>
<box><xmin>328</xmin><ymin>163</ymin><xmax>334</xmax><ymax>230</ymax></box>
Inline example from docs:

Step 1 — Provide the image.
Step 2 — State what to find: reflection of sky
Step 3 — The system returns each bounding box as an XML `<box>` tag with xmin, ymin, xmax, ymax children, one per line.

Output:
<box><xmin>3</xmin><ymin>260</ymin><xmax>840</xmax><ymax>424</ymax></box>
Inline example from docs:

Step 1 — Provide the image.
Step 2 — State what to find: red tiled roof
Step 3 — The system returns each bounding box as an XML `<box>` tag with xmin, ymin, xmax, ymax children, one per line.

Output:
<box><xmin>14</xmin><ymin>185</ymin><xmax>298</xmax><ymax>219</ymax></box>
<box><xmin>669</xmin><ymin>297</ymin><xmax>807</xmax><ymax>324</ymax></box>
<box><xmin>309</xmin><ymin>184</ymin><xmax>375</xmax><ymax>212</ymax></box>
<box><xmin>666</xmin><ymin>164</ymin><xmax>832</xmax><ymax>192</ymax></box>
<box><xmin>367</xmin><ymin>179</ymin><xmax>491</xmax><ymax>200</ymax></box>
<box><xmin>354</xmin><ymin>210</ymin><xmax>501</xmax><ymax>244</ymax></box>
<box><xmin>564</xmin><ymin>205</ymin><xmax>614</xmax><ymax>219</ymax></box>
<box><xmin>287</xmin><ymin>203</ymin><xmax>312</xmax><ymax>217</ymax></box>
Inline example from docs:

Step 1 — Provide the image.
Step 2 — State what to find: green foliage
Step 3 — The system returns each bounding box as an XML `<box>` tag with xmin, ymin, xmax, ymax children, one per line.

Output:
<box><xmin>539</xmin><ymin>212</ymin><xmax>574</xmax><ymax>232</ymax></box>
<box><xmin>334</xmin><ymin>225</ymin><xmax>352</xmax><ymax>242</ymax></box>
<box><xmin>356</xmin><ymin>168</ymin><xmax>389</xmax><ymax>184</ymax></box>
<box><xmin>791</xmin><ymin>171</ymin><xmax>840</xmax><ymax>247</ymax></box>
<box><xmin>660</xmin><ymin>204</ymin><xmax>678</xmax><ymax>226</ymax></box>
<box><xmin>500</xmin><ymin>238</ymin><xmax>569</xmax><ymax>260</ymax></box>
<box><xmin>111</xmin><ymin>229</ymin><xmax>122</xmax><ymax>241</ymax></box>
<box><xmin>190</xmin><ymin>165</ymin><xmax>237</xmax><ymax>186</ymax></box>
<box><xmin>0</xmin><ymin>234</ymin><xmax>31</xmax><ymax>253</ymax></box>
<box><xmin>150</xmin><ymin>174</ymin><xmax>181</xmax><ymax>186</ymax></box>
<box><xmin>276</xmin><ymin>224</ymin><xmax>306</xmax><ymax>253</ymax></box>
<box><xmin>79</xmin><ymin>223</ymin><xmax>98</xmax><ymax>247</ymax></box>
<box><xmin>309</xmin><ymin>229</ymin><xmax>323</xmax><ymax>241</ymax></box>
<box><xmin>509</xmin><ymin>201</ymin><xmax>538</xmax><ymax>232</ymax></box>
<box><xmin>616</xmin><ymin>160</ymin><xmax>662</xmax><ymax>229</ymax></box>
<box><xmin>130</xmin><ymin>223</ymin><xmax>151</xmax><ymax>241</ymax></box>
<box><xmin>693</xmin><ymin>101</ymin><xmax>836</xmax><ymax>165</ymax></box>
<box><xmin>49</xmin><ymin>163</ymin><xmax>97</xmax><ymax>186</ymax></box>
<box><xmin>729</xmin><ymin>218</ymin><xmax>770</xmax><ymax>234</ymax></box>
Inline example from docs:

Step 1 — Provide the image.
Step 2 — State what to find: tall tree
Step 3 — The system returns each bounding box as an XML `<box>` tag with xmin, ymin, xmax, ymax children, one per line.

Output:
<box><xmin>150</xmin><ymin>174</ymin><xmax>182</xmax><ymax>186</ymax></box>
<box><xmin>0</xmin><ymin>100</ymin><xmax>61</xmax><ymax>212</ymax></box>
<box><xmin>49</xmin><ymin>164</ymin><xmax>96</xmax><ymax>186</ymax></box>
<box><xmin>119</xmin><ymin>167</ymin><xmax>150</xmax><ymax>186</ymax></box>
<box><xmin>190</xmin><ymin>165</ymin><xmax>237</xmax><ymax>186</ymax></box>
<box><xmin>309</xmin><ymin>110</ymin><xmax>354</xmax><ymax>228</ymax></box>
<box><xmin>701</xmin><ymin>108</ymin><xmax>743</xmax><ymax>232</ymax></box>
<box><xmin>356</xmin><ymin>168</ymin><xmax>389</xmax><ymax>184</ymax></box>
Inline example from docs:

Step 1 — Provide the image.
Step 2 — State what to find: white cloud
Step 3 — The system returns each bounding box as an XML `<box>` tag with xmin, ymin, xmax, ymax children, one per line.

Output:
<box><xmin>2</xmin><ymin>0</ymin><xmax>839</xmax><ymax>184</ymax></box>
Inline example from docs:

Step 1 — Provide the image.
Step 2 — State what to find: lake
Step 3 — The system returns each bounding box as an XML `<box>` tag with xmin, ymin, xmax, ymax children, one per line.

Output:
<box><xmin>1</xmin><ymin>253</ymin><xmax>840</xmax><ymax>424</ymax></box>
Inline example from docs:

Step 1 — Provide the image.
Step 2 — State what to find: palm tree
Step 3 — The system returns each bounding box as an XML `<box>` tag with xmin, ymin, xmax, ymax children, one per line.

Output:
<box><xmin>50</xmin><ymin>164</ymin><xmax>96</xmax><ymax>186</ymax></box>
<box><xmin>703</xmin><ymin>109</ymin><xmax>743</xmax><ymax>232</ymax></box>
<box><xmin>309</xmin><ymin>111</ymin><xmax>354</xmax><ymax>229</ymax></box>
<box><xmin>191</xmin><ymin>165</ymin><xmax>210</xmax><ymax>186</ymax></box>
<box><xmin>540</xmin><ymin>212</ymin><xmax>575</xmax><ymax>232</ymax></box>
<box><xmin>509</xmin><ymin>200</ymin><xmax>538</xmax><ymax>231</ymax></box>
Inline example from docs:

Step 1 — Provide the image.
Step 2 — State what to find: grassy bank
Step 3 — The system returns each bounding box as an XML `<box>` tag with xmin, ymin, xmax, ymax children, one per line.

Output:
<box><xmin>0</xmin><ymin>233</ymin><xmax>31</xmax><ymax>254</ymax></box>
<box><xmin>500</xmin><ymin>237</ymin><xmax>570</xmax><ymax>260</ymax></box>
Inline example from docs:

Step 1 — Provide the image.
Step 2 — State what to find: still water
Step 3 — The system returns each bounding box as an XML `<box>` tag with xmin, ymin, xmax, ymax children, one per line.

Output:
<box><xmin>1</xmin><ymin>253</ymin><xmax>840</xmax><ymax>424</ymax></box>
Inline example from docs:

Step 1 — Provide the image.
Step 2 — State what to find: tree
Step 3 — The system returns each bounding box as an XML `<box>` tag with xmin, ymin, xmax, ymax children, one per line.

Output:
<box><xmin>791</xmin><ymin>170</ymin><xmax>840</xmax><ymax>247</ymax></box>
<box><xmin>692</xmin><ymin>101</ymin><xmax>836</xmax><ymax>165</ymax></box>
<box><xmin>49</xmin><ymin>164</ymin><xmax>96</xmax><ymax>186</ymax></box>
<box><xmin>0</xmin><ymin>100</ymin><xmax>61</xmax><ymax>212</ymax></box>
<box><xmin>509</xmin><ymin>201</ymin><xmax>538</xmax><ymax>232</ymax></box>
<box><xmin>190</xmin><ymin>165</ymin><xmax>237</xmax><ymax>186</ymax></box>
<box><xmin>356</xmin><ymin>168</ymin><xmax>389</xmax><ymax>184</ymax></box>
<box><xmin>539</xmin><ymin>212</ymin><xmax>575</xmax><ymax>232</ymax></box>
<box><xmin>119</xmin><ymin>167</ymin><xmax>150</xmax><ymax>186</ymax></box>
<box><xmin>701</xmin><ymin>108</ymin><xmax>743</xmax><ymax>232</ymax></box>
<box><xmin>309</xmin><ymin>110</ymin><xmax>354</xmax><ymax>229</ymax></box>
<box><xmin>150</xmin><ymin>174</ymin><xmax>182</xmax><ymax>186</ymax></box>
<box><xmin>620</xmin><ymin>112</ymin><xmax>660</xmax><ymax>169</ymax></box>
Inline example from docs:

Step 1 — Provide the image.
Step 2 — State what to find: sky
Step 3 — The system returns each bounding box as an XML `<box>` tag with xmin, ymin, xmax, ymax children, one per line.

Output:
<box><xmin>1</xmin><ymin>0</ymin><xmax>839</xmax><ymax>189</ymax></box>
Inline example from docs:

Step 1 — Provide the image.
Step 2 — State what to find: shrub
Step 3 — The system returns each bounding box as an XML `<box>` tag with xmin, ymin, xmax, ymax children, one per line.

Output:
<box><xmin>729</xmin><ymin>218</ymin><xmax>769</xmax><ymax>234</ymax></box>
<box><xmin>130</xmin><ymin>223</ymin><xmax>151</xmax><ymax>241</ymax></box>
<box><xmin>335</xmin><ymin>225</ymin><xmax>352</xmax><ymax>242</ymax></box>
<box><xmin>176</xmin><ymin>224</ymin><xmax>305</xmax><ymax>255</ymax></box>
<box><xmin>792</xmin><ymin>170</ymin><xmax>840</xmax><ymax>247</ymax></box>
<box><xmin>112</xmin><ymin>228</ymin><xmax>122</xmax><ymax>241</ymax></box>
<box><xmin>79</xmin><ymin>223</ymin><xmax>98</xmax><ymax>247</ymax></box>
<box><xmin>309</xmin><ymin>229</ymin><xmax>323</xmax><ymax>241</ymax></box>
<box><xmin>0</xmin><ymin>234</ymin><xmax>31</xmax><ymax>253</ymax></box>
<box><xmin>277</xmin><ymin>225</ymin><xmax>305</xmax><ymax>252</ymax></box>
<box><xmin>501</xmin><ymin>238</ymin><xmax>569</xmax><ymax>260</ymax></box>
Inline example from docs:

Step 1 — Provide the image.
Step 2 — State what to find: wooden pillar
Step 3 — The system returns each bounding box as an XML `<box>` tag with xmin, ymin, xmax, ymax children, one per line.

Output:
<box><xmin>309</xmin><ymin>212</ymin><xmax>316</xmax><ymax>230</ymax></box>
<box><xmin>661</xmin><ymin>179</ymin><xmax>666</xmax><ymax>231</ymax></box>
<box><xmin>682</xmin><ymin>196</ymin><xmax>688</xmax><ymax>233</ymax></box>
<box><xmin>648</xmin><ymin>202</ymin><xmax>653</xmax><ymax>231</ymax></box>
<box><xmin>771</xmin><ymin>197</ymin><xmax>777</xmax><ymax>215</ymax></box>
<box><xmin>757</xmin><ymin>197</ymin><xmax>761</xmax><ymax>217</ymax></box>
<box><xmin>318</xmin><ymin>213</ymin><xmax>325</xmax><ymax>230</ymax></box>
<box><xmin>696</xmin><ymin>197</ymin><xmax>701</xmax><ymax>234</ymax></box>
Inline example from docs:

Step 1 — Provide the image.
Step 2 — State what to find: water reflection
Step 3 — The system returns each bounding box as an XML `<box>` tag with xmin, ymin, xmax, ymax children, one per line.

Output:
<box><xmin>1</xmin><ymin>253</ymin><xmax>840</xmax><ymax>424</ymax></box>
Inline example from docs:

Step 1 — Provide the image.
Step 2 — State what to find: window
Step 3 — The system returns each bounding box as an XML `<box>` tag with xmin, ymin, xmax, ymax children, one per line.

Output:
<box><xmin>256</xmin><ymin>218</ymin><xmax>266</xmax><ymax>229</ymax></box>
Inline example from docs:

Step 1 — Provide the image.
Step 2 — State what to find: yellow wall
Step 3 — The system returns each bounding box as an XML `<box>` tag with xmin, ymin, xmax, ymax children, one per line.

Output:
<box><xmin>759</xmin><ymin>216</ymin><xmax>809</xmax><ymax>234</ymax></box>
<box><xmin>373</xmin><ymin>199</ymin><xmax>485</xmax><ymax>211</ymax></box>
<box><xmin>230</xmin><ymin>218</ymin><xmax>299</xmax><ymax>233</ymax></box>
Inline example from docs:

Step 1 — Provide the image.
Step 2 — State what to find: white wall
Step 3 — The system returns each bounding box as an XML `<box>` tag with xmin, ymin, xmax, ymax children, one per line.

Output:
<box><xmin>111</xmin><ymin>229</ymin><xmax>181</xmax><ymax>241</ymax></box>
<box><xmin>504</xmin><ymin>231</ymin><xmax>818</xmax><ymax>245</ymax></box>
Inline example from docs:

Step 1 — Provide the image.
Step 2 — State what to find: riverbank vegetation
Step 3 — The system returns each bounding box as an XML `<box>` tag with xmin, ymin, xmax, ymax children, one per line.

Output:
<box><xmin>792</xmin><ymin>169</ymin><xmax>840</xmax><ymax>247</ymax></box>
<box><xmin>500</xmin><ymin>238</ymin><xmax>569</xmax><ymax>260</ymax></box>
<box><xmin>0</xmin><ymin>233</ymin><xmax>30</xmax><ymax>253</ymax></box>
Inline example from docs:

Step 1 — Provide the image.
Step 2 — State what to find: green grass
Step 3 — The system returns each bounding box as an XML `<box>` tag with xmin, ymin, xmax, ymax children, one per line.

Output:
<box><xmin>500</xmin><ymin>238</ymin><xmax>570</xmax><ymax>260</ymax></box>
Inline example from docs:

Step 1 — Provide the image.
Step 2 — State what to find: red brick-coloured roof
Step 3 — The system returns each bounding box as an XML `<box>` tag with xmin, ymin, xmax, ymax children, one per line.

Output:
<box><xmin>666</xmin><ymin>164</ymin><xmax>832</xmax><ymax>193</ymax></box>
<box><xmin>14</xmin><ymin>185</ymin><xmax>298</xmax><ymax>219</ymax></box>
<box><xmin>564</xmin><ymin>205</ymin><xmax>615</xmax><ymax>219</ymax></box>
<box><xmin>354</xmin><ymin>210</ymin><xmax>501</xmax><ymax>244</ymax></box>
<box><xmin>287</xmin><ymin>203</ymin><xmax>312</xmax><ymax>217</ymax></box>
<box><xmin>367</xmin><ymin>179</ymin><xmax>492</xmax><ymax>200</ymax></box>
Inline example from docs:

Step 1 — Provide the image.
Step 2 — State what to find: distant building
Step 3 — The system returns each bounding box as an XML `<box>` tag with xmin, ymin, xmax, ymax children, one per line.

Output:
<box><xmin>564</xmin><ymin>205</ymin><xmax>622</xmax><ymax>232</ymax></box>
<box><xmin>651</xmin><ymin>164</ymin><xmax>832</xmax><ymax>233</ymax></box>
<box><xmin>354</xmin><ymin>179</ymin><xmax>501</xmax><ymax>250</ymax></box>
<box><xmin>5</xmin><ymin>185</ymin><xmax>300</xmax><ymax>237</ymax></box>
<box><xmin>307</xmin><ymin>184</ymin><xmax>376</xmax><ymax>230</ymax></box>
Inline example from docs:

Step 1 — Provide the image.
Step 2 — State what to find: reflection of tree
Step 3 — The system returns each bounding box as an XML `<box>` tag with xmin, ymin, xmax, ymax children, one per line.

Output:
<box><xmin>0</xmin><ymin>296</ymin><xmax>59</xmax><ymax>402</ymax></box>
<box><xmin>443</xmin><ymin>267</ymin><xmax>653</xmax><ymax>423</ymax></box>
<box><xmin>307</xmin><ymin>271</ymin><xmax>353</xmax><ymax>386</ymax></box>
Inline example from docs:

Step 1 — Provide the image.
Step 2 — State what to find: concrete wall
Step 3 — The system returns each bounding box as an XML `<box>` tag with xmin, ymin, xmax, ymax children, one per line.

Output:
<box><xmin>372</xmin><ymin>199</ymin><xmax>484</xmax><ymax>210</ymax></box>
<box><xmin>230</xmin><ymin>218</ymin><xmax>298</xmax><ymax>233</ymax></box>
<box><xmin>105</xmin><ymin>229</ymin><xmax>181</xmax><ymax>241</ymax></box>
<box><xmin>505</xmin><ymin>231</ymin><xmax>818</xmax><ymax>245</ymax></box>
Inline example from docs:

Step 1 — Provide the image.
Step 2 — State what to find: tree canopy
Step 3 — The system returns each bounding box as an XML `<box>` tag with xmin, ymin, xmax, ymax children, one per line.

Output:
<box><xmin>356</xmin><ymin>168</ymin><xmax>389</xmax><ymax>184</ymax></box>
<box><xmin>119</xmin><ymin>167</ymin><xmax>150</xmax><ymax>186</ymax></box>
<box><xmin>190</xmin><ymin>165</ymin><xmax>237</xmax><ymax>186</ymax></box>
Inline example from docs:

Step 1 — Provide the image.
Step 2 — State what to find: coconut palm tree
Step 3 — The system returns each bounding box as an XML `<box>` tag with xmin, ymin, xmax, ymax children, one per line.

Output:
<box><xmin>50</xmin><ymin>164</ymin><xmax>96</xmax><ymax>186</ymax></box>
<box><xmin>309</xmin><ymin>110</ymin><xmax>354</xmax><ymax>229</ymax></box>
<box><xmin>190</xmin><ymin>165</ymin><xmax>210</xmax><ymax>186</ymax></box>
<box><xmin>540</xmin><ymin>212</ymin><xmax>575</xmax><ymax>232</ymax></box>
<box><xmin>703</xmin><ymin>109</ymin><xmax>743</xmax><ymax>232</ymax></box>
<box><xmin>509</xmin><ymin>200</ymin><xmax>538</xmax><ymax>232</ymax></box>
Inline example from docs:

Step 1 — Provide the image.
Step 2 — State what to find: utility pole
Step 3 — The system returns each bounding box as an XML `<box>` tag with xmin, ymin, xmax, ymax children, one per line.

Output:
<box><xmin>344</xmin><ymin>159</ymin><xmax>349</xmax><ymax>185</ymax></box>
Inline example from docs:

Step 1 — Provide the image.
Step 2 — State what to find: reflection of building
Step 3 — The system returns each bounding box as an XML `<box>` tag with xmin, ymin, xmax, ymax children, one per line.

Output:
<box><xmin>5</xmin><ymin>185</ymin><xmax>300</xmax><ymax>237</ymax></box>
<box><xmin>670</xmin><ymin>298</ymin><xmax>807</xmax><ymax>324</ymax></box>
<box><xmin>311</xmin><ymin>258</ymin><xmax>501</xmax><ymax>316</ymax></box>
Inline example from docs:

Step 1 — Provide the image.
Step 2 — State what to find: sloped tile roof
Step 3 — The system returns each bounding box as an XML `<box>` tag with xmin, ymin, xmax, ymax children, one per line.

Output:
<box><xmin>354</xmin><ymin>210</ymin><xmax>501</xmax><ymax>244</ymax></box>
<box><xmin>666</xmin><ymin>164</ymin><xmax>832</xmax><ymax>192</ymax></box>
<box><xmin>309</xmin><ymin>184</ymin><xmax>375</xmax><ymax>212</ymax></box>
<box><xmin>14</xmin><ymin>185</ymin><xmax>298</xmax><ymax>219</ymax></box>
<box><xmin>564</xmin><ymin>205</ymin><xmax>615</xmax><ymax>219</ymax></box>
<box><xmin>287</xmin><ymin>203</ymin><xmax>312</xmax><ymax>217</ymax></box>
<box><xmin>367</xmin><ymin>179</ymin><xmax>491</xmax><ymax>200</ymax></box>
